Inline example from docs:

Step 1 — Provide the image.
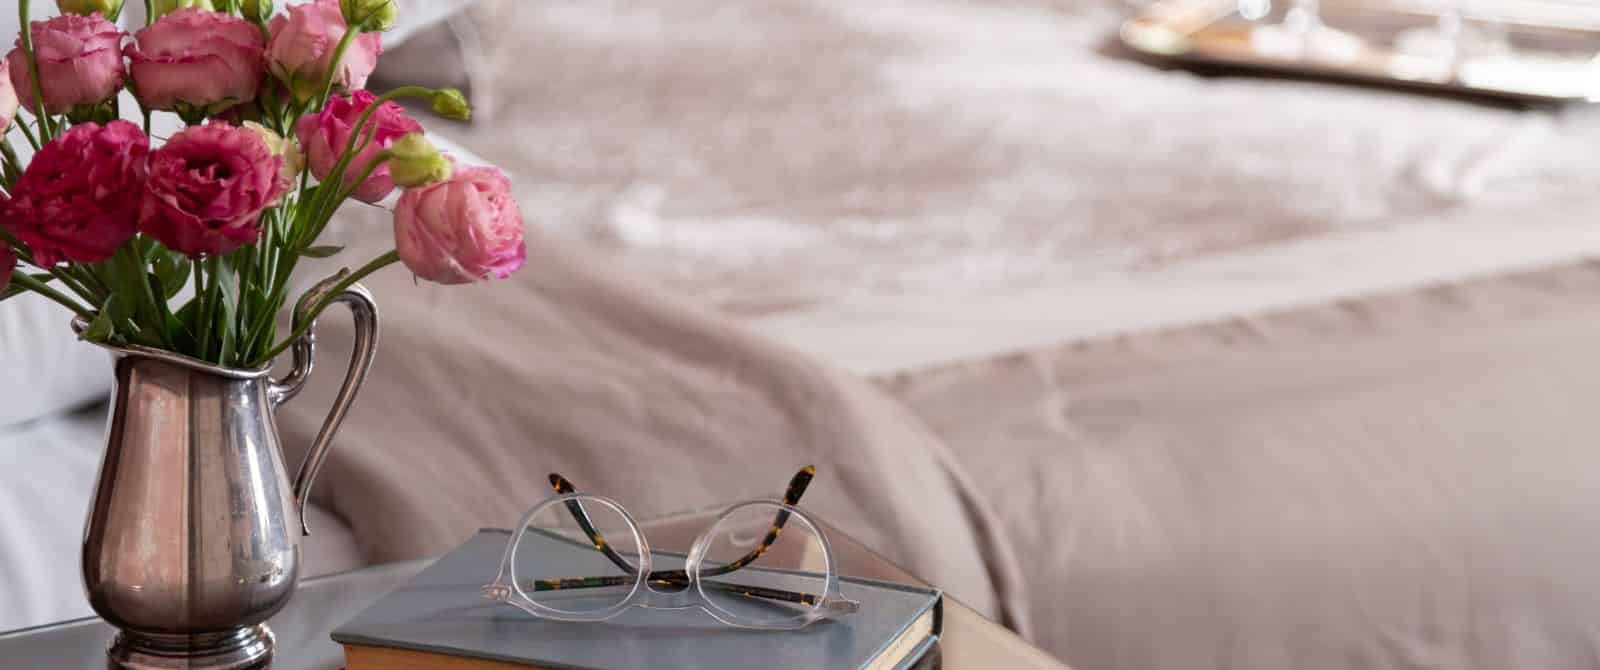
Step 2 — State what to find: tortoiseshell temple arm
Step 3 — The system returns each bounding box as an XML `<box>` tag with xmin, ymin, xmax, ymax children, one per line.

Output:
<box><xmin>542</xmin><ymin>466</ymin><xmax>823</xmax><ymax>606</ymax></box>
<box><xmin>522</xmin><ymin>575</ymin><xmax>820</xmax><ymax>607</ymax></box>
<box><xmin>548</xmin><ymin>466</ymin><xmax>816</xmax><ymax>579</ymax></box>
<box><xmin>548</xmin><ymin>473</ymin><xmax>641</xmax><ymax>576</ymax></box>
<box><xmin>699</xmin><ymin>465</ymin><xmax>815</xmax><ymax>578</ymax></box>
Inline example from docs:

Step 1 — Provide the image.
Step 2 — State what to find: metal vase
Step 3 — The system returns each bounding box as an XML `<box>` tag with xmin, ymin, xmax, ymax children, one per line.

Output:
<box><xmin>78</xmin><ymin>278</ymin><xmax>379</xmax><ymax>670</ymax></box>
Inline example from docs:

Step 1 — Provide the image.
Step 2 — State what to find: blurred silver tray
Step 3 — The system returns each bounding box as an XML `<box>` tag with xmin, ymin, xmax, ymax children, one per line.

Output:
<box><xmin>1121</xmin><ymin>0</ymin><xmax>1600</xmax><ymax>102</ymax></box>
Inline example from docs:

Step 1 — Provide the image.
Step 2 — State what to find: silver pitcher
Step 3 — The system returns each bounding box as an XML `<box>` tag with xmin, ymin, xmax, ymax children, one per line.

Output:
<box><xmin>79</xmin><ymin>278</ymin><xmax>378</xmax><ymax>670</ymax></box>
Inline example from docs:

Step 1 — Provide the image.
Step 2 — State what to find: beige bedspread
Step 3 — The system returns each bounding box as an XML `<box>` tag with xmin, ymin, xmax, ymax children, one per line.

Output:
<box><xmin>319</xmin><ymin>0</ymin><xmax>1600</xmax><ymax>667</ymax></box>
<box><xmin>430</xmin><ymin>0</ymin><xmax>1600</xmax><ymax>375</ymax></box>
<box><xmin>887</xmin><ymin>261</ymin><xmax>1600</xmax><ymax>669</ymax></box>
<box><xmin>275</xmin><ymin>220</ymin><xmax>1027</xmax><ymax>631</ymax></box>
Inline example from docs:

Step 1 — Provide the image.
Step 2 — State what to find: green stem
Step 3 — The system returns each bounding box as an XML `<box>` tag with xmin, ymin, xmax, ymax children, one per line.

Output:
<box><xmin>13</xmin><ymin>107</ymin><xmax>40</xmax><ymax>151</ymax></box>
<box><xmin>75</xmin><ymin>265</ymin><xmax>109</xmax><ymax>296</ymax></box>
<box><xmin>126</xmin><ymin>246</ymin><xmax>171</xmax><ymax>348</ymax></box>
<box><xmin>337</xmin><ymin>154</ymin><xmax>389</xmax><ymax>202</ymax></box>
<box><xmin>11</xmin><ymin>272</ymin><xmax>92</xmax><ymax>319</ymax></box>
<box><xmin>0</xmin><ymin>139</ymin><xmax>22</xmax><ymax>186</ymax></box>
<box><xmin>18</xmin><ymin>0</ymin><xmax>54</xmax><ymax>141</ymax></box>
<box><xmin>192</xmin><ymin>255</ymin><xmax>205</xmax><ymax>307</ymax></box>
<box><xmin>313</xmin><ymin>28</ymin><xmax>361</xmax><ymax>112</ymax></box>
<box><xmin>48</xmin><ymin>267</ymin><xmax>97</xmax><ymax>303</ymax></box>
<box><xmin>248</xmin><ymin>250</ymin><xmax>399</xmax><ymax>367</ymax></box>
<box><xmin>197</xmin><ymin>256</ymin><xmax>219</xmax><ymax>360</ymax></box>
<box><xmin>312</xmin><ymin>152</ymin><xmax>389</xmax><ymax>238</ymax></box>
<box><xmin>0</xmin><ymin>228</ymin><xmax>32</xmax><ymax>265</ymax></box>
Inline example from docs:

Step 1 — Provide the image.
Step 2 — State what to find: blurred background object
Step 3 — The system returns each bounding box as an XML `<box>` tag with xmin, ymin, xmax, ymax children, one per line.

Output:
<box><xmin>1124</xmin><ymin>0</ymin><xmax>1600</xmax><ymax>101</ymax></box>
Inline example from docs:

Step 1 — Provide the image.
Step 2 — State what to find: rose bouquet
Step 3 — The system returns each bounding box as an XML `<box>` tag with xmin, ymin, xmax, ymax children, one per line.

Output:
<box><xmin>0</xmin><ymin>0</ymin><xmax>525</xmax><ymax>368</ymax></box>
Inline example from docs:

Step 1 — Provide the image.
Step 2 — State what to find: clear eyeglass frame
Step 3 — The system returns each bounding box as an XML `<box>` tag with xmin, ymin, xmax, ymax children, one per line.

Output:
<box><xmin>482</xmin><ymin>467</ymin><xmax>861</xmax><ymax>630</ymax></box>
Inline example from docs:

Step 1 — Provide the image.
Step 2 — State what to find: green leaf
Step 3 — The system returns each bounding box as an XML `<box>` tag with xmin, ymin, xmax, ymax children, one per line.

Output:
<box><xmin>149</xmin><ymin>273</ymin><xmax>190</xmax><ymax>349</ymax></box>
<box><xmin>216</xmin><ymin>266</ymin><xmax>239</xmax><ymax>366</ymax></box>
<box><xmin>137</xmin><ymin>236</ymin><xmax>159</xmax><ymax>265</ymax></box>
<box><xmin>104</xmin><ymin>290</ymin><xmax>135</xmax><ymax>324</ymax></box>
<box><xmin>300</xmin><ymin>245</ymin><xmax>345</xmax><ymax>258</ymax></box>
<box><xmin>81</xmin><ymin>297</ymin><xmax>117</xmax><ymax>343</ymax></box>
<box><xmin>176</xmin><ymin>298</ymin><xmax>201</xmax><ymax>336</ymax></box>
<box><xmin>153</xmin><ymin>253</ymin><xmax>191</xmax><ymax>300</ymax></box>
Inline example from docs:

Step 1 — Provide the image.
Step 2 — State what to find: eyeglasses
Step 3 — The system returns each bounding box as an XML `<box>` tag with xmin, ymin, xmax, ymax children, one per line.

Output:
<box><xmin>482</xmin><ymin>466</ymin><xmax>861</xmax><ymax>630</ymax></box>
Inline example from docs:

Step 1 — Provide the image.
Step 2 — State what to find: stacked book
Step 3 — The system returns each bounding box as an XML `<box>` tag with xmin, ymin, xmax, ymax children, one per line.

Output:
<box><xmin>334</xmin><ymin>530</ymin><xmax>943</xmax><ymax>669</ymax></box>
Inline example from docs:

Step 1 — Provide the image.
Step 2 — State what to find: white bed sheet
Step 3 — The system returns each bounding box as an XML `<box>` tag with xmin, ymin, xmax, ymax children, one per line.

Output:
<box><xmin>0</xmin><ymin>403</ymin><xmax>365</xmax><ymax>633</ymax></box>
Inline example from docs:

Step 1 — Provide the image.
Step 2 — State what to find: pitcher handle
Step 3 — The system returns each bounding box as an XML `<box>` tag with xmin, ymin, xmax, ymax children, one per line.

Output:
<box><xmin>268</xmin><ymin>277</ymin><xmax>380</xmax><ymax>536</ymax></box>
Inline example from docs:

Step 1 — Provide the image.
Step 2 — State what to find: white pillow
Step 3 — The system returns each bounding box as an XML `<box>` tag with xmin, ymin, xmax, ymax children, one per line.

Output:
<box><xmin>0</xmin><ymin>294</ymin><xmax>111</xmax><ymax>429</ymax></box>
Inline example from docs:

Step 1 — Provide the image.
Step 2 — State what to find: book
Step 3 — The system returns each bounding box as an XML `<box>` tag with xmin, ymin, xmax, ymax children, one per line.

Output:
<box><xmin>333</xmin><ymin>528</ymin><xmax>943</xmax><ymax>670</ymax></box>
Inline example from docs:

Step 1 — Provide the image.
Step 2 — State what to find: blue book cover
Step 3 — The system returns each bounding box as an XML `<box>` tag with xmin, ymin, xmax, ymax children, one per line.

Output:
<box><xmin>333</xmin><ymin>529</ymin><xmax>943</xmax><ymax>670</ymax></box>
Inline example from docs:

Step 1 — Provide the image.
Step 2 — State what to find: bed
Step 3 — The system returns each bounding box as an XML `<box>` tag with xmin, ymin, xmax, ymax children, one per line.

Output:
<box><xmin>9</xmin><ymin>0</ymin><xmax>1600</xmax><ymax>667</ymax></box>
<box><xmin>397</xmin><ymin>1</ymin><xmax>1600</xmax><ymax>668</ymax></box>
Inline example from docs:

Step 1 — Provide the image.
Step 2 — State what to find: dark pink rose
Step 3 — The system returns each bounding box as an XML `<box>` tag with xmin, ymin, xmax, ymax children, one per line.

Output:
<box><xmin>1</xmin><ymin>120</ymin><xmax>148</xmax><ymax>265</ymax></box>
<box><xmin>0</xmin><ymin>240</ymin><xmax>14</xmax><ymax>294</ymax></box>
<box><xmin>125</xmin><ymin>8</ymin><xmax>265</xmax><ymax>113</ymax></box>
<box><xmin>266</xmin><ymin>0</ymin><xmax>381</xmax><ymax>102</ymax></box>
<box><xmin>295</xmin><ymin>90</ymin><xmax>420</xmax><ymax>202</ymax></box>
<box><xmin>393</xmin><ymin>165</ymin><xmax>526</xmax><ymax>284</ymax></box>
<box><xmin>138</xmin><ymin>121</ymin><xmax>289</xmax><ymax>258</ymax></box>
<box><xmin>6</xmin><ymin>14</ymin><xmax>126</xmax><ymax>114</ymax></box>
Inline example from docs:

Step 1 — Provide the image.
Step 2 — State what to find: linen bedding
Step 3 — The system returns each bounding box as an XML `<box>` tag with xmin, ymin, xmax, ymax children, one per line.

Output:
<box><xmin>273</xmin><ymin>215</ymin><xmax>1027</xmax><ymax>630</ymax></box>
<box><xmin>398</xmin><ymin>1</ymin><xmax>1600</xmax><ymax>668</ymax></box>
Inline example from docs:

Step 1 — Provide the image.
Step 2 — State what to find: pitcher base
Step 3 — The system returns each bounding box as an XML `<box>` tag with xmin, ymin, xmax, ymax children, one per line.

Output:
<box><xmin>107</xmin><ymin>625</ymin><xmax>274</xmax><ymax>670</ymax></box>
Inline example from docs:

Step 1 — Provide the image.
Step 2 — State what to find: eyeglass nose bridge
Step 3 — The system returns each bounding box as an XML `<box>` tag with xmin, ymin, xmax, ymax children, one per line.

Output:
<box><xmin>638</xmin><ymin>584</ymin><xmax>700</xmax><ymax>610</ymax></box>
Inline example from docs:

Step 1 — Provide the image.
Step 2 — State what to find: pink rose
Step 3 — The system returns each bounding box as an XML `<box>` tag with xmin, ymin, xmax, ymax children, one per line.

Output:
<box><xmin>6</xmin><ymin>14</ymin><xmax>126</xmax><ymax>115</ymax></box>
<box><xmin>0</xmin><ymin>241</ymin><xmax>14</xmax><ymax>294</ymax></box>
<box><xmin>1</xmin><ymin>120</ymin><xmax>148</xmax><ymax>265</ymax></box>
<box><xmin>266</xmin><ymin>0</ymin><xmax>381</xmax><ymax>101</ymax></box>
<box><xmin>139</xmin><ymin>121</ymin><xmax>290</xmax><ymax>258</ymax></box>
<box><xmin>125</xmin><ymin>8</ymin><xmax>265</xmax><ymax>114</ymax></box>
<box><xmin>295</xmin><ymin>90</ymin><xmax>420</xmax><ymax>202</ymax></box>
<box><xmin>0</xmin><ymin>58</ymin><xmax>16</xmax><ymax>133</ymax></box>
<box><xmin>393</xmin><ymin>165</ymin><xmax>527</xmax><ymax>284</ymax></box>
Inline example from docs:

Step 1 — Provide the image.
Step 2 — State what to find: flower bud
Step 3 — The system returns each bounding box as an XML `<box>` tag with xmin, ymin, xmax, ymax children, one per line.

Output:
<box><xmin>239</xmin><ymin>0</ymin><xmax>272</xmax><ymax>22</ymax></box>
<box><xmin>430</xmin><ymin>88</ymin><xmax>471</xmax><ymax>121</ymax></box>
<box><xmin>387</xmin><ymin>133</ymin><xmax>451</xmax><ymax>188</ymax></box>
<box><xmin>244</xmin><ymin>121</ymin><xmax>304</xmax><ymax>180</ymax></box>
<box><xmin>152</xmin><ymin>0</ymin><xmax>213</xmax><ymax>18</ymax></box>
<box><xmin>56</xmin><ymin>0</ymin><xmax>124</xmax><ymax>20</ymax></box>
<box><xmin>340</xmin><ymin>0</ymin><xmax>397</xmax><ymax>32</ymax></box>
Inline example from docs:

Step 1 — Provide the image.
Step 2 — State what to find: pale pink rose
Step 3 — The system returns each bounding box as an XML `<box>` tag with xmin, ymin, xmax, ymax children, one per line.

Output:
<box><xmin>266</xmin><ymin>0</ymin><xmax>381</xmax><ymax>101</ymax></box>
<box><xmin>0</xmin><ymin>58</ymin><xmax>17</xmax><ymax>133</ymax></box>
<box><xmin>295</xmin><ymin>90</ymin><xmax>420</xmax><ymax>202</ymax></box>
<box><xmin>2</xmin><ymin>120</ymin><xmax>149</xmax><ymax>266</ymax></box>
<box><xmin>125</xmin><ymin>8</ymin><xmax>265</xmax><ymax>113</ymax></box>
<box><xmin>139</xmin><ymin>121</ymin><xmax>290</xmax><ymax>258</ymax></box>
<box><xmin>6</xmin><ymin>14</ymin><xmax>126</xmax><ymax>114</ymax></box>
<box><xmin>393</xmin><ymin>165</ymin><xmax>527</xmax><ymax>284</ymax></box>
<box><xmin>0</xmin><ymin>240</ymin><xmax>14</xmax><ymax>294</ymax></box>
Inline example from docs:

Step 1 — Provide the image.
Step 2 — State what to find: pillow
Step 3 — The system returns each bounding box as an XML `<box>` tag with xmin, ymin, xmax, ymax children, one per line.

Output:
<box><xmin>0</xmin><ymin>295</ymin><xmax>111</xmax><ymax>429</ymax></box>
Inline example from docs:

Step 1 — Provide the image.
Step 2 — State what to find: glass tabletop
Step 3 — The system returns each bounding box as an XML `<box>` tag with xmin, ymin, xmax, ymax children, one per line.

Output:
<box><xmin>0</xmin><ymin>509</ymin><xmax>1068</xmax><ymax>670</ymax></box>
